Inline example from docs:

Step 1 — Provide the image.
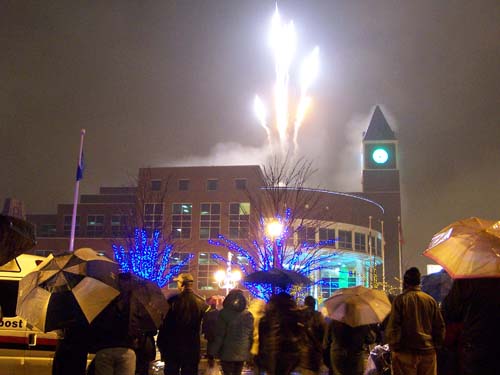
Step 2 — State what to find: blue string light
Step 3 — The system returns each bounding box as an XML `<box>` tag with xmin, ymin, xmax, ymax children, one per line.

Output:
<box><xmin>112</xmin><ymin>228</ymin><xmax>193</xmax><ymax>287</ymax></box>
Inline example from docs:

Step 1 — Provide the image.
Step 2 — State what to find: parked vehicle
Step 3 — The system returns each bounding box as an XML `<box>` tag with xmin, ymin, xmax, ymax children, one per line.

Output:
<box><xmin>0</xmin><ymin>254</ymin><xmax>58</xmax><ymax>375</ymax></box>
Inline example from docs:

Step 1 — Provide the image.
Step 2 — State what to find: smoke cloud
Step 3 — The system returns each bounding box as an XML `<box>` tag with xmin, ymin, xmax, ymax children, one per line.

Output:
<box><xmin>165</xmin><ymin>142</ymin><xmax>272</xmax><ymax>167</ymax></box>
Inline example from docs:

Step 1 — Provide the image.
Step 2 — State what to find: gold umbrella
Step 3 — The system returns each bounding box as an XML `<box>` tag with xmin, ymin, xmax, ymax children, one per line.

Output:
<box><xmin>423</xmin><ymin>217</ymin><xmax>500</xmax><ymax>279</ymax></box>
<box><xmin>324</xmin><ymin>285</ymin><xmax>391</xmax><ymax>327</ymax></box>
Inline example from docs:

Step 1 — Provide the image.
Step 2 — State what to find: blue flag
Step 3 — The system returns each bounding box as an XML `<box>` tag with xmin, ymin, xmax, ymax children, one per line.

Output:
<box><xmin>76</xmin><ymin>151</ymin><xmax>85</xmax><ymax>181</ymax></box>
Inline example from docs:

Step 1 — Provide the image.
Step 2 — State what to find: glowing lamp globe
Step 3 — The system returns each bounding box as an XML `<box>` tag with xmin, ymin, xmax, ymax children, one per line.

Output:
<box><xmin>214</xmin><ymin>270</ymin><xmax>226</xmax><ymax>283</ymax></box>
<box><xmin>266</xmin><ymin>221</ymin><xmax>284</xmax><ymax>238</ymax></box>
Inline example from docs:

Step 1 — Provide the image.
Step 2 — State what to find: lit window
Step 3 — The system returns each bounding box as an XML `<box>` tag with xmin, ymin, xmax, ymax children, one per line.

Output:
<box><xmin>87</xmin><ymin>215</ymin><xmax>104</xmax><ymax>237</ymax></box>
<box><xmin>197</xmin><ymin>252</ymin><xmax>219</xmax><ymax>290</ymax></box>
<box><xmin>200</xmin><ymin>203</ymin><xmax>221</xmax><ymax>239</ymax></box>
<box><xmin>172</xmin><ymin>203</ymin><xmax>192</xmax><ymax>239</ymax></box>
<box><xmin>229</xmin><ymin>202</ymin><xmax>250</xmax><ymax>239</ymax></box>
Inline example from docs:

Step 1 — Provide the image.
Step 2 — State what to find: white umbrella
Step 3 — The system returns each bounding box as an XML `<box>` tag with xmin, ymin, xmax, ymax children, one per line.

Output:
<box><xmin>324</xmin><ymin>285</ymin><xmax>391</xmax><ymax>327</ymax></box>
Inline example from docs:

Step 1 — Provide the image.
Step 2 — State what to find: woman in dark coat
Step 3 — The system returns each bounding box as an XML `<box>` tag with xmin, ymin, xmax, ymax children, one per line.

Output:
<box><xmin>256</xmin><ymin>292</ymin><xmax>306</xmax><ymax>375</ymax></box>
<box><xmin>299</xmin><ymin>296</ymin><xmax>327</xmax><ymax>375</ymax></box>
<box><xmin>209</xmin><ymin>289</ymin><xmax>253</xmax><ymax>375</ymax></box>
<box><xmin>325</xmin><ymin>320</ymin><xmax>376</xmax><ymax>375</ymax></box>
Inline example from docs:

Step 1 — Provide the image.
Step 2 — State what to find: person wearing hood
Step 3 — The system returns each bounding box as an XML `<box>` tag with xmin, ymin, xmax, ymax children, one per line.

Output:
<box><xmin>208</xmin><ymin>289</ymin><xmax>254</xmax><ymax>375</ymax></box>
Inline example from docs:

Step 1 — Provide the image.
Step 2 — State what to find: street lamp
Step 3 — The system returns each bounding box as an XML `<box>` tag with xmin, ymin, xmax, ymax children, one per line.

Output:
<box><xmin>214</xmin><ymin>252</ymin><xmax>242</xmax><ymax>295</ymax></box>
<box><xmin>266</xmin><ymin>219</ymin><xmax>284</xmax><ymax>269</ymax></box>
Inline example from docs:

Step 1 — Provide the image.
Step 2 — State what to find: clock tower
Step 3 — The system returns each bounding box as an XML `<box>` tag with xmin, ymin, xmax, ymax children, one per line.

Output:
<box><xmin>360</xmin><ymin>106</ymin><xmax>402</xmax><ymax>284</ymax></box>
<box><xmin>362</xmin><ymin>106</ymin><xmax>399</xmax><ymax>192</ymax></box>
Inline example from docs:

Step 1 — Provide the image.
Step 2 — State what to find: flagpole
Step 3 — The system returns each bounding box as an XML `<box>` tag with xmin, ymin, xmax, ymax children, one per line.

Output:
<box><xmin>69</xmin><ymin>129</ymin><xmax>86</xmax><ymax>252</ymax></box>
<box><xmin>397</xmin><ymin>216</ymin><xmax>403</xmax><ymax>292</ymax></box>
<box><xmin>368</xmin><ymin>215</ymin><xmax>372</xmax><ymax>288</ymax></box>
<box><xmin>381</xmin><ymin>220</ymin><xmax>385</xmax><ymax>290</ymax></box>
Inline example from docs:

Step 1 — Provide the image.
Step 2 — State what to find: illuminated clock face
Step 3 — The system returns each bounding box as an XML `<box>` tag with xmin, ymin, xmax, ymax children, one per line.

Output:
<box><xmin>372</xmin><ymin>148</ymin><xmax>389</xmax><ymax>164</ymax></box>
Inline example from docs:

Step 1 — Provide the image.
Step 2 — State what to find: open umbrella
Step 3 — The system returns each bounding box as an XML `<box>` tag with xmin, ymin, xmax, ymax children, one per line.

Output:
<box><xmin>118</xmin><ymin>273</ymin><xmax>169</xmax><ymax>332</ymax></box>
<box><xmin>16</xmin><ymin>247</ymin><xmax>120</xmax><ymax>332</ymax></box>
<box><xmin>243</xmin><ymin>268</ymin><xmax>311</xmax><ymax>289</ymax></box>
<box><xmin>421</xmin><ymin>269</ymin><xmax>453</xmax><ymax>303</ymax></box>
<box><xmin>0</xmin><ymin>214</ymin><xmax>37</xmax><ymax>266</ymax></box>
<box><xmin>423</xmin><ymin>217</ymin><xmax>500</xmax><ymax>279</ymax></box>
<box><xmin>324</xmin><ymin>285</ymin><xmax>391</xmax><ymax>327</ymax></box>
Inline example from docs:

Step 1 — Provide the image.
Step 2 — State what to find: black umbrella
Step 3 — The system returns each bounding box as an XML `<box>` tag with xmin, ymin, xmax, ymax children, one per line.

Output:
<box><xmin>421</xmin><ymin>270</ymin><xmax>453</xmax><ymax>303</ymax></box>
<box><xmin>243</xmin><ymin>268</ymin><xmax>311</xmax><ymax>289</ymax></box>
<box><xmin>118</xmin><ymin>273</ymin><xmax>169</xmax><ymax>332</ymax></box>
<box><xmin>0</xmin><ymin>214</ymin><xmax>37</xmax><ymax>266</ymax></box>
<box><xmin>16</xmin><ymin>248</ymin><xmax>120</xmax><ymax>332</ymax></box>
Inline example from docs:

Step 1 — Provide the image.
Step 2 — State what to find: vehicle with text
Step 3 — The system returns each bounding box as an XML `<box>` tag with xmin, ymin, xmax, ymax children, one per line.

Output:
<box><xmin>0</xmin><ymin>254</ymin><xmax>58</xmax><ymax>375</ymax></box>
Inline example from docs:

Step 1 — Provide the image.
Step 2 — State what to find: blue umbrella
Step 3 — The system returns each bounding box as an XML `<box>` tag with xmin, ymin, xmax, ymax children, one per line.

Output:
<box><xmin>421</xmin><ymin>270</ymin><xmax>453</xmax><ymax>303</ymax></box>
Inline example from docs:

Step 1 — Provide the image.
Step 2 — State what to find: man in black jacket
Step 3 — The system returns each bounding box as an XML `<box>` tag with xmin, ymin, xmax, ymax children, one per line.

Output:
<box><xmin>157</xmin><ymin>273</ymin><xmax>208</xmax><ymax>375</ymax></box>
<box><xmin>442</xmin><ymin>278</ymin><xmax>500</xmax><ymax>375</ymax></box>
<box><xmin>91</xmin><ymin>287</ymin><xmax>137</xmax><ymax>375</ymax></box>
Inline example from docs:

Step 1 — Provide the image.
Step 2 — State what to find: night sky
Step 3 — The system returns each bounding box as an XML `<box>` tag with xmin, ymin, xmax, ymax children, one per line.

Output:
<box><xmin>2</xmin><ymin>1</ymin><xmax>499</xmax><ymax>272</ymax></box>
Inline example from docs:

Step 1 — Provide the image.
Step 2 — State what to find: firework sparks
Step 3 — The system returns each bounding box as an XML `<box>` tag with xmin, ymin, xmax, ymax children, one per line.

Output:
<box><xmin>254</xmin><ymin>95</ymin><xmax>271</xmax><ymax>145</ymax></box>
<box><xmin>254</xmin><ymin>6</ymin><xmax>319</xmax><ymax>154</ymax></box>
<box><xmin>294</xmin><ymin>46</ymin><xmax>319</xmax><ymax>151</ymax></box>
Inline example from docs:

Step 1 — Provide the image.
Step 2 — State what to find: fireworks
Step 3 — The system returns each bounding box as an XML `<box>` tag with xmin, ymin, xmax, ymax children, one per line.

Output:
<box><xmin>254</xmin><ymin>6</ymin><xmax>320</xmax><ymax>154</ymax></box>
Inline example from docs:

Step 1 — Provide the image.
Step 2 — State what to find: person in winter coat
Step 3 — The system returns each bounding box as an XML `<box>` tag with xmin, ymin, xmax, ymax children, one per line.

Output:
<box><xmin>209</xmin><ymin>289</ymin><xmax>254</xmax><ymax>375</ymax></box>
<box><xmin>385</xmin><ymin>267</ymin><xmax>445</xmax><ymax>375</ymax></box>
<box><xmin>256</xmin><ymin>292</ymin><xmax>306</xmax><ymax>375</ymax></box>
<box><xmin>325</xmin><ymin>320</ymin><xmax>376</xmax><ymax>375</ymax></box>
<box><xmin>157</xmin><ymin>273</ymin><xmax>208</xmax><ymax>375</ymax></box>
<box><xmin>91</xmin><ymin>287</ymin><xmax>137</xmax><ymax>375</ymax></box>
<box><xmin>441</xmin><ymin>278</ymin><xmax>500</xmax><ymax>375</ymax></box>
<box><xmin>202</xmin><ymin>296</ymin><xmax>220</xmax><ymax>366</ymax></box>
<box><xmin>299</xmin><ymin>296</ymin><xmax>327</xmax><ymax>375</ymax></box>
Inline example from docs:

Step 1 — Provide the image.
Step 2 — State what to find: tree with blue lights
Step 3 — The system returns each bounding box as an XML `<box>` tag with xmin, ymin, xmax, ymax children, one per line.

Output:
<box><xmin>209</xmin><ymin>156</ymin><xmax>340</xmax><ymax>300</ymax></box>
<box><xmin>111</xmin><ymin>168</ymin><xmax>192</xmax><ymax>287</ymax></box>
<box><xmin>209</xmin><ymin>209</ymin><xmax>338</xmax><ymax>300</ymax></box>
<box><xmin>113</xmin><ymin>228</ymin><xmax>193</xmax><ymax>288</ymax></box>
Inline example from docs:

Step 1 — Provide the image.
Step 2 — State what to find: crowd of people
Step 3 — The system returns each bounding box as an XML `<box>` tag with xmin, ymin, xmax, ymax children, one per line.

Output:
<box><xmin>51</xmin><ymin>267</ymin><xmax>499</xmax><ymax>375</ymax></box>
